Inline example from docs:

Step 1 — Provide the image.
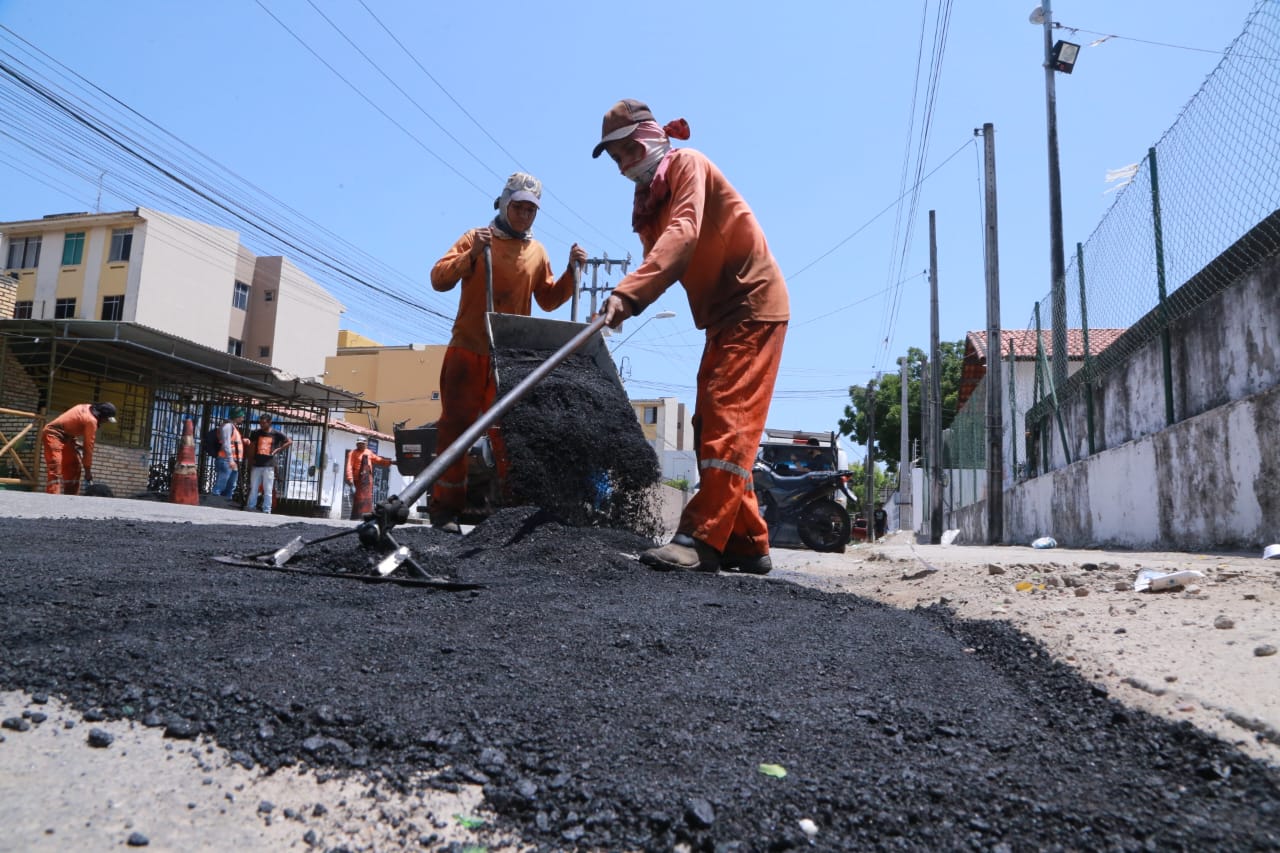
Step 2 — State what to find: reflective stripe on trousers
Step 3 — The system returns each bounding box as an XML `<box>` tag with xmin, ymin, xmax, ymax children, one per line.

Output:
<box><xmin>681</xmin><ymin>320</ymin><xmax>786</xmax><ymax>556</ymax></box>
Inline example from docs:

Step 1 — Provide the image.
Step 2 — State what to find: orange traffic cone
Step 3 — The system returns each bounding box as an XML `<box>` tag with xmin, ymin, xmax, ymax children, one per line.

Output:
<box><xmin>171</xmin><ymin>417</ymin><xmax>199</xmax><ymax>505</ymax></box>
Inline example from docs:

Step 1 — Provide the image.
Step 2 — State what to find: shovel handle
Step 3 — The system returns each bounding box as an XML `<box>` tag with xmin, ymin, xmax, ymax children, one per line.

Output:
<box><xmin>484</xmin><ymin>245</ymin><xmax>494</xmax><ymax>314</ymax></box>
<box><xmin>384</xmin><ymin>313</ymin><xmax>610</xmax><ymax>515</ymax></box>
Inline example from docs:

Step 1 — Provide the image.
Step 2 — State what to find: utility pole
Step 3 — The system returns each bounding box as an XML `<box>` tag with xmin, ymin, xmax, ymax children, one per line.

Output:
<box><xmin>929</xmin><ymin>210</ymin><xmax>943</xmax><ymax>545</ymax></box>
<box><xmin>979</xmin><ymin>122</ymin><xmax>1004</xmax><ymax>545</ymax></box>
<box><xmin>574</xmin><ymin>253</ymin><xmax>631</xmax><ymax>321</ymax></box>
<box><xmin>920</xmin><ymin>357</ymin><xmax>930</xmax><ymax>538</ymax></box>
<box><xmin>865</xmin><ymin>379</ymin><xmax>876</xmax><ymax>537</ymax></box>
<box><xmin>898</xmin><ymin>355</ymin><xmax>910</xmax><ymax>530</ymax></box>
<box><xmin>1039</xmin><ymin>0</ymin><xmax>1069</xmax><ymax>391</ymax></box>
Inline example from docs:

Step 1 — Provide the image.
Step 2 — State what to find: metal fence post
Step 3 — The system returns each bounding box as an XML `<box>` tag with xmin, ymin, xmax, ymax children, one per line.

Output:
<box><xmin>1076</xmin><ymin>242</ymin><xmax>1095</xmax><ymax>455</ymax></box>
<box><xmin>1149</xmin><ymin>146</ymin><xmax>1175</xmax><ymax>426</ymax></box>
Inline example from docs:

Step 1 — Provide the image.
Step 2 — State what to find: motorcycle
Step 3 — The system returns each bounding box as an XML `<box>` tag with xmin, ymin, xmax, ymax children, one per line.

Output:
<box><xmin>752</xmin><ymin>460</ymin><xmax>860</xmax><ymax>552</ymax></box>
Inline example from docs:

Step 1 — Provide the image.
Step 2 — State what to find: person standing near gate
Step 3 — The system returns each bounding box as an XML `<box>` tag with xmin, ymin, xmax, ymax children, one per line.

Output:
<box><xmin>40</xmin><ymin>401</ymin><xmax>117</xmax><ymax>494</ymax></box>
<box><xmin>245</xmin><ymin>413</ymin><xmax>291</xmax><ymax>514</ymax></box>
<box><xmin>345</xmin><ymin>436</ymin><xmax>392</xmax><ymax>520</ymax></box>
<box><xmin>212</xmin><ymin>408</ymin><xmax>245</xmax><ymax>499</ymax></box>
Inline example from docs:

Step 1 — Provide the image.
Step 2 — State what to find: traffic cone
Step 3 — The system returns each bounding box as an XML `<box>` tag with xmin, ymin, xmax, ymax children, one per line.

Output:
<box><xmin>171</xmin><ymin>417</ymin><xmax>199</xmax><ymax>505</ymax></box>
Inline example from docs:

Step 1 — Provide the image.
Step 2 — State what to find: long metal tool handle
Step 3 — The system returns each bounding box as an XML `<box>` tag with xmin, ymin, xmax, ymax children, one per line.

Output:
<box><xmin>389</xmin><ymin>313</ymin><xmax>609</xmax><ymax>512</ymax></box>
<box><xmin>484</xmin><ymin>244</ymin><xmax>494</xmax><ymax>314</ymax></box>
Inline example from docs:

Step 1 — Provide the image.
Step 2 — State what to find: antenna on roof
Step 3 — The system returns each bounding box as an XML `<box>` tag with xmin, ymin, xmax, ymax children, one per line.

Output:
<box><xmin>94</xmin><ymin>171</ymin><xmax>107</xmax><ymax>213</ymax></box>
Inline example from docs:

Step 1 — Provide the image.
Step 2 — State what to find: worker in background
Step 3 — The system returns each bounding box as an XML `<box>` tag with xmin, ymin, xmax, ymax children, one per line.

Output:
<box><xmin>245</xmin><ymin>413</ymin><xmax>291</xmax><ymax>514</ymax></box>
<box><xmin>212</xmin><ymin>407</ymin><xmax>245</xmax><ymax>500</ymax></box>
<box><xmin>595</xmin><ymin>99</ymin><xmax>789</xmax><ymax>575</ymax></box>
<box><xmin>345</xmin><ymin>436</ymin><xmax>392</xmax><ymax>520</ymax></box>
<box><xmin>428</xmin><ymin>172</ymin><xmax>588</xmax><ymax>533</ymax></box>
<box><xmin>40</xmin><ymin>401</ymin><xmax>117</xmax><ymax>494</ymax></box>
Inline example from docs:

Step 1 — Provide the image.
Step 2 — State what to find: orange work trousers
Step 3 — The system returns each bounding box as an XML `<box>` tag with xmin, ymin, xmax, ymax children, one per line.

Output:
<box><xmin>681</xmin><ymin>321</ymin><xmax>787</xmax><ymax>558</ymax></box>
<box><xmin>41</xmin><ymin>429</ymin><xmax>82</xmax><ymax>495</ymax></box>
<box><xmin>430</xmin><ymin>346</ymin><xmax>508</xmax><ymax>518</ymax></box>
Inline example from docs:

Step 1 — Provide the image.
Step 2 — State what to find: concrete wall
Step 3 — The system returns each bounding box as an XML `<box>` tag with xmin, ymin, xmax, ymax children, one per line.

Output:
<box><xmin>132</xmin><ymin>208</ymin><xmax>240</xmax><ymax>349</ymax></box>
<box><xmin>325</xmin><ymin>344</ymin><xmax>445</xmax><ymax>432</ymax></box>
<box><xmin>950</xmin><ymin>250</ymin><xmax>1280</xmax><ymax>550</ymax></box>
<box><xmin>266</xmin><ymin>257</ymin><xmax>343</xmax><ymax>379</ymax></box>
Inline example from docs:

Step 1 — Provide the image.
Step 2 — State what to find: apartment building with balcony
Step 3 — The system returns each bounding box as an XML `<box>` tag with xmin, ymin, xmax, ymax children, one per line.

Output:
<box><xmin>0</xmin><ymin>207</ymin><xmax>342</xmax><ymax>379</ymax></box>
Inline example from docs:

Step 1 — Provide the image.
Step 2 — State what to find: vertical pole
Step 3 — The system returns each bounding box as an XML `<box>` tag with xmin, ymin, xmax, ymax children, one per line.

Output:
<box><xmin>981</xmin><ymin>122</ymin><xmax>1003</xmax><ymax>545</ymax></box>
<box><xmin>1076</xmin><ymin>242</ymin><xmax>1095</xmax><ymax>454</ymax></box>
<box><xmin>589</xmin><ymin>261</ymin><xmax>601</xmax><ymax>319</ymax></box>
<box><xmin>1041</xmin><ymin>0</ymin><xmax>1069</xmax><ymax>394</ymax></box>
<box><xmin>898</xmin><ymin>355</ymin><xmax>910</xmax><ymax>530</ymax></box>
<box><xmin>920</xmin><ymin>358</ymin><xmax>929</xmax><ymax>536</ymax></box>
<box><xmin>865</xmin><ymin>379</ymin><xmax>876</xmax><ymax>539</ymax></box>
<box><xmin>570</xmin><ymin>262</ymin><xmax>581</xmax><ymax>322</ymax></box>
<box><xmin>1007</xmin><ymin>338</ymin><xmax>1019</xmax><ymax>481</ymax></box>
<box><xmin>1149</xmin><ymin>146</ymin><xmax>1175</xmax><ymax>426</ymax></box>
<box><xmin>929</xmin><ymin>211</ymin><xmax>943</xmax><ymax>545</ymax></box>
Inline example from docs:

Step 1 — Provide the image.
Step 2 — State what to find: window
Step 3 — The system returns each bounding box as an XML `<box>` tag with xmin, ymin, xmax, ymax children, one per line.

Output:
<box><xmin>258</xmin><ymin>345</ymin><xmax>271</xmax><ymax>358</ymax></box>
<box><xmin>61</xmin><ymin>232</ymin><xmax>85</xmax><ymax>266</ymax></box>
<box><xmin>101</xmin><ymin>294</ymin><xmax>124</xmax><ymax>321</ymax></box>
<box><xmin>54</xmin><ymin>297</ymin><xmax>76</xmax><ymax>319</ymax></box>
<box><xmin>643</xmin><ymin>406</ymin><xmax>658</xmax><ymax>425</ymax></box>
<box><xmin>108</xmin><ymin>228</ymin><xmax>132</xmax><ymax>262</ymax></box>
<box><xmin>430</xmin><ymin>391</ymin><xmax>440</xmax><ymax>401</ymax></box>
<box><xmin>263</xmin><ymin>290</ymin><xmax>274</xmax><ymax>302</ymax></box>
<box><xmin>232</xmin><ymin>280</ymin><xmax>250</xmax><ymax>310</ymax></box>
<box><xmin>227</xmin><ymin>338</ymin><xmax>243</xmax><ymax>356</ymax></box>
<box><xmin>13</xmin><ymin>300</ymin><xmax>32</xmax><ymax>319</ymax></box>
<box><xmin>5</xmin><ymin>235</ymin><xmax>41</xmax><ymax>269</ymax></box>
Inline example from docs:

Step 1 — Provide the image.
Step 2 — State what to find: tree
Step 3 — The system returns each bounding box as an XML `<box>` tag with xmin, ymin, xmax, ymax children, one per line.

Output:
<box><xmin>838</xmin><ymin>341</ymin><xmax>965</xmax><ymax>476</ymax></box>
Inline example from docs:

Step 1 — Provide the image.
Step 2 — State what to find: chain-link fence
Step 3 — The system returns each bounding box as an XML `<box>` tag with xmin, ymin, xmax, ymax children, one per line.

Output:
<box><xmin>1015</xmin><ymin>1</ymin><xmax>1280</xmax><ymax>473</ymax></box>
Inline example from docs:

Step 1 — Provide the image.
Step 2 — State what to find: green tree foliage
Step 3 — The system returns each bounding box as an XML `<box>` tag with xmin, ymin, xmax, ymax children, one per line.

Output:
<box><xmin>838</xmin><ymin>341</ymin><xmax>965</xmax><ymax>476</ymax></box>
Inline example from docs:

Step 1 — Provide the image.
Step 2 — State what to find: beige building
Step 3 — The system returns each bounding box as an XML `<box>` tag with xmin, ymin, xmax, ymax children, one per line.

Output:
<box><xmin>631</xmin><ymin>396</ymin><xmax>696</xmax><ymax>482</ymax></box>
<box><xmin>324</xmin><ymin>331</ymin><xmax>446</xmax><ymax>433</ymax></box>
<box><xmin>0</xmin><ymin>208</ymin><xmax>342</xmax><ymax>379</ymax></box>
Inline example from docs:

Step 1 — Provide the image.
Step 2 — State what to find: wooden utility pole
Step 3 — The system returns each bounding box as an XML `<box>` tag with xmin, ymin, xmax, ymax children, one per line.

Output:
<box><xmin>979</xmin><ymin>122</ymin><xmax>1004</xmax><ymax>545</ymax></box>
<box><xmin>929</xmin><ymin>210</ymin><xmax>943</xmax><ymax>545</ymax></box>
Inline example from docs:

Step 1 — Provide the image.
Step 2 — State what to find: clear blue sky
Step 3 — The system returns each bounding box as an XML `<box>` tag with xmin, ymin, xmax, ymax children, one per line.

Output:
<box><xmin>0</xmin><ymin>0</ymin><xmax>1261</xmax><ymax>459</ymax></box>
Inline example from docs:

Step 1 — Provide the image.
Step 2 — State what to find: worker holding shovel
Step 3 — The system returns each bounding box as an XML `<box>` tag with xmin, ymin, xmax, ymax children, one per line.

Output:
<box><xmin>40</xmin><ymin>401</ymin><xmax>117</xmax><ymax>495</ymax></box>
<box><xmin>428</xmin><ymin>172</ymin><xmax>588</xmax><ymax>533</ymax></box>
<box><xmin>594</xmin><ymin>99</ymin><xmax>790</xmax><ymax>575</ymax></box>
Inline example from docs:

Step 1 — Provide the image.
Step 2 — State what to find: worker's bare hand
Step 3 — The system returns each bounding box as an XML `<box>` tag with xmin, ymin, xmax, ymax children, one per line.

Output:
<box><xmin>469</xmin><ymin>228</ymin><xmax>493</xmax><ymax>258</ymax></box>
<box><xmin>601</xmin><ymin>294</ymin><xmax>633</xmax><ymax>329</ymax></box>
<box><xmin>568</xmin><ymin>243</ymin><xmax>587</xmax><ymax>269</ymax></box>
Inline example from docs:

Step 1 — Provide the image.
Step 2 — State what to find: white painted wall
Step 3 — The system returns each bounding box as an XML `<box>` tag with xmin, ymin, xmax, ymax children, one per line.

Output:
<box><xmin>131</xmin><ymin>208</ymin><xmax>240</xmax><ymax>348</ymax></box>
<box><xmin>268</xmin><ymin>257</ymin><xmax>343</xmax><ymax>379</ymax></box>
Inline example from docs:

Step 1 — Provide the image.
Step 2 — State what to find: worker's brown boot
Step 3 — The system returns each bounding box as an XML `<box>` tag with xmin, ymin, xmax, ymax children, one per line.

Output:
<box><xmin>721</xmin><ymin>553</ymin><xmax>773</xmax><ymax>575</ymax></box>
<box><xmin>430</xmin><ymin>510</ymin><xmax>461</xmax><ymax>535</ymax></box>
<box><xmin>640</xmin><ymin>533</ymin><xmax>720</xmax><ymax>572</ymax></box>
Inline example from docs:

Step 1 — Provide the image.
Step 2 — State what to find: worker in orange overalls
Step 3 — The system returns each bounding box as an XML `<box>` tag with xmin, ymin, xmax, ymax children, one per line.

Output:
<box><xmin>428</xmin><ymin>172</ymin><xmax>588</xmax><ymax>533</ymax></box>
<box><xmin>345</xmin><ymin>436</ymin><xmax>392</xmax><ymax>520</ymax></box>
<box><xmin>594</xmin><ymin>99</ymin><xmax>790</xmax><ymax>575</ymax></box>
<box><xmin>40</xmin><ymin>401</ymin><xmax>117</xmax><ymax>494</ymax></box>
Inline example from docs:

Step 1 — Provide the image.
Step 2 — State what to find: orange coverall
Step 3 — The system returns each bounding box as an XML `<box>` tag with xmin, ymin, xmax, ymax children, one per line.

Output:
<box><xmin>346</xmin><ymin>444</ymin><xmax>392</xmax><ymax>519</ymax></box>
<box><xmin>40</xmin><ymin>403</ymin><xmax>101</xmax><ymax>495</ymax></box>
<box><xmin>611</xmin><ymin>147</ymin><xmax>790</xmax><ymax>560</ymax></box>
<box><xmin>427</xmin><ymin>230</ymin><xmax>575</xmax><ymax>519</ymax></box>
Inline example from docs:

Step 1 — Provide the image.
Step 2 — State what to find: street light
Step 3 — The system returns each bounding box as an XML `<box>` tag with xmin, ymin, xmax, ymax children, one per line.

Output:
<box><xmin>1031</xmin><ymin>2</ymin><xmax>1073</xmax><ymax>390</ymax></box>
<box><xmin>608</xmin><ymin>310</ymin><xmax>676</xmax><ymax>352</ymax></box>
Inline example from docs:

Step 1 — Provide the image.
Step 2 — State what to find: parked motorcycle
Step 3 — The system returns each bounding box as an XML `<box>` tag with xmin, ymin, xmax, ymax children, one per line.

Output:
<box><xmin>752</xmin><ymin>460</ymin><xmax>860</xmax><ymax>552</ymax></box>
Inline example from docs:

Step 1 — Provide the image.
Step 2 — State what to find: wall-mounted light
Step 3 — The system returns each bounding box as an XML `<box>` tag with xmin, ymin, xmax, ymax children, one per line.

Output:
<box><xmin>1051</xmin><ymin>40</ymin><xmax>1080</xmax><ymax>74</ymax></box>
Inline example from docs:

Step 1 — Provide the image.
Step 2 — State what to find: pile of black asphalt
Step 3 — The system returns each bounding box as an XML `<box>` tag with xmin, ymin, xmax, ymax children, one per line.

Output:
<box><xmin>2</xmin><ymin>509</ymin><xmax>1278</xmax><ymax>852</ymax></box>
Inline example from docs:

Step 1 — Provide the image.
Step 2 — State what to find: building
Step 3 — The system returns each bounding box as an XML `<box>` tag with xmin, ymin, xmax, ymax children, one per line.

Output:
<box><xmin>630</xmin><ymin>396</ymin><xmax>696</xmax><ymax>483</ymax></box>
<box><xmin>0</xmin><ymin>207</ymin><xmax>368</xmax><ymax>508</ymax></box>
<box><xmin>0</xmin><ymin>208</ymin><xmax>342</xmax><ymax>379</ymax></box>
<box><xmin>324</xmin><ymin>331</ymin><xmax>445</xmax><ymax>432</ymax></box>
